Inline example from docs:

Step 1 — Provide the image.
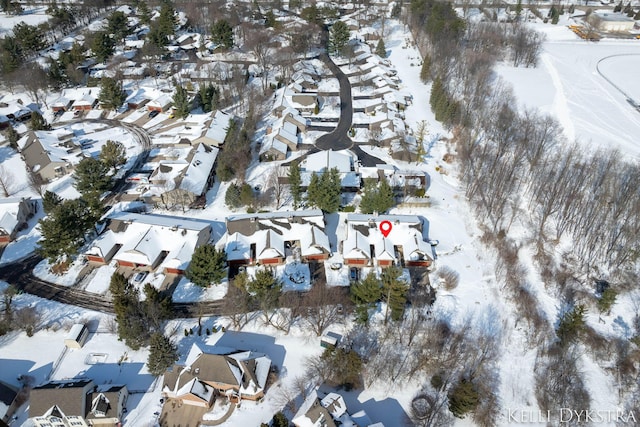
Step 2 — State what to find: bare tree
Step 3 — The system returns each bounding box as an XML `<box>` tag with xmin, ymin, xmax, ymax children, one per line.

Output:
<box><xmin>302</xmin><ymin>284</ymin><xmax>348</xmax><ymax>337</ymax></box>
<box><xmin>0</xmin><ymin>165</ymin><xmax>16</xmax><ymax>197</ymax></box>
<box><xmin>266</xmin><ymin>165</ymin><xmax>288</xmax><ymax>209</ymax></box>
<box><xmin>245</xmin><ymin>26</ymin><xmax>275</xmax><ymax>92</ymax></box>
<box><xmin>14</xmin><ymin>306</ymin><xmax>41</xmax><ymax>336</ymax></box>
<box><xmin>28</xmin><ymin>172</ymin><xmax>48</xmax><ymax>197</ymax></box>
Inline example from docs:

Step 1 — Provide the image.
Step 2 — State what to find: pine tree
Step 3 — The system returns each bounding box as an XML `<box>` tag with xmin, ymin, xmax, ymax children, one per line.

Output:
<box><xmin>448</xmin><ymin>378</ymin><xmax>479</xmax><ymax>418</ymax></box>
<box><xmin>73</xmin><ymin>157</ymin><xmax>112</xmax><ymax>197</ymax></box>
<box><xmin>29</xmin><ymin>111</ymin><xmax>50</xmax><ymax>131</ymax></box>
<box><xmin>381</xmin><ymin>266</ymin><xmax>409</xmax><ymax>323</ymax></box>
<box><xmin>37</xmin><ymin>198</ymin><xmax>97</xmax><ymax>263</ymax></box>
<box><xmin>99</xmin><ymin>140</ymin><xmax>126</xmax><ymax>172</ymax></box>
<box><xmin>288</xmin><ymin>161</ymin><xmax>302</xmax><ymax>209</ymax></box>
<box><xmin>419</xmin><ymin>54</ymin><xmax>431</xmax><ymax>83</ymax></box>
<box><xmin>108</xmin><ymin>10</ymin><xmax>130</xmax><ymax>42</ymax></box>
<box><xmin>359</xmin><ymin>180</ymin><xmax>394</xmax><ymax>214</ymax></box>
<box><xmin>0</xmin><ymin>36</ymin><xmax>23</xmax><ymax>74</ymax></box>
<box><xmin>225</xmin><ymin>183</ymin><xmax>242</xmax><ymax>208</ymax></box>
<box><xmin>597</xmin><ymin>288</ymin><xmax>617</xmax><ymax>315</ymax></box>
<box><xmin>99</xmin><ymin>77</ymin><xmax>126</xmax><ymax>111</ymax></box>
<box><xmin>91</xmin><ymin>32</ymin><xmax>115</xmax><ymax>63</ymax></box>
<box><xmin>350</xmin><ymin>272</ymin><xmax>382</xmax><ymax>324</ymax></box>
<box><xmin>157</xmin><ymin>1</ymin><xmax>177</xmax><ymax>38</ymax></box>
<box><xmin>375</xmin><ymin>39</ymin><xmax>386</xmax><ymax>57</ymax></box>
<box><xmin>137</xmin><ymin>1</ymin><xmax>151</xmax><ymax>25</ymax></box>
<box><xmin>271</xmin><ymin>412</ymin><xmax>289</xmax><ymax>427</ymax></box>
<box><xmin>147</xmin><ymin>333</ymin><xmax>179</xmax><ymax>376</ymax></box>
<box><xmin>328</xmin><ymin>20</ymin><xmax>350</xmax><ymax>55</ymax></box>
<box><xmin>12</xmin><ymin>22</ymin><xmax>45</xmax><ymax>55</ymax></box>
<box><xmin>42</xmin><ymin>191</ymin><xmax>62</xmax><ymax>214</ymax></box>
<box><xmin>247</xmin><ymin>268</ymin><xmax>282</xmax><ymax>314</ymax></box>
<box><xmin>172</xmin><ymin>84</ymin><xmax>190</xmax><ymax>119</ymax></box>
<box><xmin>185</xmin><ymin>244</ymin><xmax>227</xmax><ymax>287</ymax></box>
<box><xmin>211</xmin><ymin>20</ymin><xmax>234</xmax><ymax>49</ymax></box>
<box><xmin>557</xmin><ymin>304</ymin><xmax>586</xmax><ymax>344</ymax></box>
<box><xmin>614</xmin><ymin>0</ymin><xmax>622</xmax><ymax>12</ymax></box>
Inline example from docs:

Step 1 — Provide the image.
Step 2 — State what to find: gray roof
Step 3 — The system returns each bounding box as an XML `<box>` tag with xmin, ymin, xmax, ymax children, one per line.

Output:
<box><xmin>29</xmin><ymin>379</ymin><xmax>93</xmax><ymax>418</ymax></box>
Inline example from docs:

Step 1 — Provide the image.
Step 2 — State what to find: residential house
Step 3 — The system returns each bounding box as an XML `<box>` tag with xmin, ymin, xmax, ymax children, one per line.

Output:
<box><xmin>85</xmin><ymin>212</ymin><xmax>211</xmax><ymax>274</ymax></box>
<box><xmin>18</xmin><ymin>130</ymin><xmax>84</xmax><ymax>181</ymax></box>
<box><xmin>73</xmin><ymin>93</ymin><xmax>98</xmax><ymax>111</ymax></box>
<box><xmin>0</xmin><ymin>197</ymin><xmax>37</xmax><ymax>244</ymax></box>
<box><xmin>298</xmin><ymin>149</ymin><xmax>361</xmax><ymax>191</ymax></box>
<box><xmin>29</xmin><ymin>379</ymin><xmax>128</xmax><ymax>427</ymax></box>
<box><xmin>222</xmin><ymin>210</ymin><xmax>331</xmax><ymax>266</ymax></box>
<box><xmin>0</xmin><ymin>100</ymin><xmax>32</xmax><ymax>122</ymax></box>
<box><xmin>341</xmin><ymin>214</ymin><xmax>433</xmax><ymax>269</ymax></box>
<box><xmin>147</xmin><ymin>94</ymin><xmax>173</xmax><ymax>112</ymax></box>
<box><xmin>162</xmin><ymin>343</ymin><xmax>272</xmax><ymax>406</ymax></box>
<box><xmin>152</xmin><ymin>143</ymin><xmax>219</xmax><ymax>208</ymax></box>
<box><xmin>193</xmin><ymin>110</ymin><xmax>233</xmax><ymax>147</ymax></box>
<box><xmin>274</xmin><ymin>121</ymin><xmax>299</xmax><ymax>151</ymax></box>
<box><xmin>293</xmin><ymin>390</ymin><xmax>385</xmax><ymax>427</ymax></box>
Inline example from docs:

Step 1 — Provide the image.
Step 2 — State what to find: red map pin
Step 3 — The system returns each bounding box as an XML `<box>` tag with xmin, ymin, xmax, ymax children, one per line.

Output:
<box><xmin>379</xmin><ymin>220</ymin><xmax>392</xmax><ymax>238</ymax></box>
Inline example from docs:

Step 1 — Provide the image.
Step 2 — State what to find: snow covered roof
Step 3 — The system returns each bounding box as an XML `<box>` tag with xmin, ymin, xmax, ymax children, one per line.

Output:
<box><xmin>179</xmin><ymin>143</ymin><xmax>219</xmax><ymax>195</ymax></box>
<box><xmin>321</xmin><ymin>393</ymin><xmax>348</xmax><ymax>419</ymax></box>
<box><xmin>302</xmin><ymin>149</ymin><xmax>353</xmax><ymax>173</ymax></box>
<box><xmin>202</xmin><ymin>110</ymin><xmax>232</xmax><ymax>146</ymax></box>
<box><xmin>148</xmin><ymin>94</ymin><xmax>173</xmax><ymax>109</ymax></box>
<box><xmin>224</xmin><ymin>232</ymin><xmax>252</xmax><ymax>262</ymax></box>
<box><xmin>93</xmin><ymin>213</ymin><xmax>210</xmax><ymax>269</ymax></box>
<box><xmin>343</xmin><ymin>214</ymin><xmax>432</xmax><ymax>263</ymax></box>
<box><xmin>256</xmin><ymin>229</ymin><xmax>285</xmax><ymax>260</ymax></box>
<box><xmin>0</xmin><ymin>197</ymin><xmax>27</xmax><ymax>235</ymax></box>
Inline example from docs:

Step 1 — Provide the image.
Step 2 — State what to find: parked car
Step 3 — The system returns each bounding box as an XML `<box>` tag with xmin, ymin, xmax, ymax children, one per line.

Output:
<box><xmin>350</xmin><ymin>267</ymin><xmax>360</xmax><ymax>282</ymax></box>
<box><xmin>148</xmin><ymin>110</ymin><xmax>159</xmax><ymax>119</ymax></box>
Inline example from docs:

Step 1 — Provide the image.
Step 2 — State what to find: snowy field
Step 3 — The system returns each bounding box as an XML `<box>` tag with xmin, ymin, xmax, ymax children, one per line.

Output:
<box><xmin>496</xmin><ymin>19</ymin><xmax>640</xmax><ymax>159</ymax></box>
<box><xmin>0</xmin><ymin>9</ymin><xmax>50</xmax><ymax>36</ymax></box>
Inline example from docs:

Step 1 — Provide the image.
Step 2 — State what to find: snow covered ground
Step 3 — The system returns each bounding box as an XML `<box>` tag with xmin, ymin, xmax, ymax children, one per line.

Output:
<box><xmin>496</xmin><ymin>17</ymin><xmax>640</xmax><ymax>159</ymax></box>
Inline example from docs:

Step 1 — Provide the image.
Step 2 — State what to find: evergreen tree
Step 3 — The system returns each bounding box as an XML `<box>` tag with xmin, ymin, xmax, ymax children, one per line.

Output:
<box><xmin>614</xmin><ymin>0</ymin><xmax>622</xmax><ymax>12</ymax></box>
<box><xmin>239</xmin><ymin>183</ymin><xmax>254</xmax><ymax>207</ymax></box>
<box><xmin>328</xmin><ymin>20</ymin><xmax>350</xmax><ymax>55</ymax></box>
<box><xmin>37</xmin><ymin>198</ymin><xmax>97</xmax><ymax>263</ymax></box>
<box><xmin>42</xmin><ymin>191</ymin><xmax>62</xmax><ymax>214</ymax></box>
<box><xmin>247</xmin><ymin>268</ymin><xmax>282</xmax><ymax>312</ymax></box>
<box><xmin>211</xmin><ymin>19</ymin><xmax>234</xmax><ymax>49</ymax></box>
<box><xmin>157</xmin><ymin>1</ymin><xmax>177</xmax><ymax>38</ymax></box>
<box><xmin>350</xmin><ymin>272</ymin><xmax>382</xmax><ymax>324</ymax></box>
<box><xmin>99</xmin><ymin>140</ymin><xmax>126</xmax><ymax>172</ymax></box>
<box><xmin>0</xmin><ymin>36</ymin><xmax>23</xmax><ymax>74</ymax></box>
<box><xmin>320</xmin><ymin>347</ymin><xmax>363</xmax><ymax>389</ymax></box>
<box><xmin>3</xmin><ymin>126</ymin><xmax>19</xmax><ymax>149</ymax></box>
<box><xmin>99</xmin><ymin>77</ymin><xmax>126</xmax><ymax>111</ymax></box>
<box><xmin>73</xmin><ymin>157</ymin><xmax>112</xmax><ymax>197</ymax></box>
<box><xmin>420</xmin><ymin>54</ymin><xmax>431</xmax><ymax>83</ymax></box>
<box><xmin>198</xmin><ymin>83</ymin><xmax>219</xmax><ymax>113</ymax></box>
<box><xmin>265</xmin><ymin>10</ymin><xmax>277</xmax><ymax>28</ymax></box>
<box><xmin>12</xmin><ymin>22</ymin><xmax>45</xmax><ymax>55</ymax></box>
<box><xmin>137</xmin><ymin>0</ymin><xmax>152</xmax><ymax>25</ymax></box>
<box><xmin>185</xmin><ymin>244</ymin><xmax>227</xmax><ymax>287</ymax></box>
<box><xmin>91</xmin><ymin>31</ymin><xmax>115</xmax><ymax>63</ymax></box>
<box><xmin>147</xmin><ymin>333</ymin><xmax>179</xmax><ymax>376</ymax></box>
<box><xmin>359</xmin><ymin>180</ymin><xmax>394</xmax><ymax>214</ymax></box>
<box><xmin>142</xmin><ymin>283</ymin><xmax>172</xmax><ymax>329</ymax></box>
<box><xmin>448</xmin><ymin>378</ymin><xmax>479</xmax><ymax>418</ymax></box>
<box><xmin>557</xmin><ymin>304</ymin><xmax>586</xmax><ymax>344</ymax></box>
<box><xmin>29</xmin><ymin>111</ymin><xmax>51</xmax><ymax>131</ymax></box>
<box><xmin>635</xmin><ymin>9</ymin><xmax>640</xmax><ymax>19</ymax></box>
<box><xmin>375</xmin><ymin>39</ymin><xmax>386</xmax><ymax>57</ymax></box>
<box><xmin>307</xmin><ymin>168</ymin><xmax>341</xmax><ymax>213</ymax></box>
<box><xmin>172</xmin><ymin>84</ymin><xmax>190</xmax><ymax>119</ymax></box>
<box><xmin>597</xmin><ymin>287</ymin><xmax>617</xmax><ymax>315</ymax></box>
<box><xmin>288</xmin><ymin>161</ymin><xmax>303</xmax><ymax>209</ymax></box>
<box><xmin>225</xmin><ymin>183</ymin><xmax>242</xmax><ymax>208</ymax></box>
<box><xmin>108</xmin><ymin>10</ymin><xmax>130</xmax><ymax>42</ymax></box>
<box><xmin>271</xmin><ymin>412</ymin><xmax>289</xmax><ymax>427</ymax></box>
<box><xmin>109</xmin><ymin>272</ymin><xmax>149</xmax><ymax>350</ymax></box>
<box><xmin>515</xmin><ymin>0</ymin><xmax>523</xmax><ymax>17</ymax></box>
<box><xmin>623</xmin><ymin>1</ymin><xmax>632</xmax><ymax>14</ymax></box>
<box><xmin>380</xmin><ymin>266</ymin><xmax>409</xmax><ymax>323</ymax></box>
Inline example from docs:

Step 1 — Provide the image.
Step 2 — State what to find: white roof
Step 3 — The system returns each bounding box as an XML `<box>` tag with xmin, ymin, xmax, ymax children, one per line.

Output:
<box><xmin>343</xmin><ymin>230</ymin><xmax>370</xmax><ymax>260</ymax></box>
<box><xmin>65</xmin><ymin>324</ymin><xmax>86</xmax><ymax>341</ymax></box>
<box><xmin>149</xmin><ymin>94</ymin><xmax>173</xmax><ymax>108</ymax></box>
<box><xmin>276</xmin><ymin>126</ymin><xmax>298</xmax><ymax>146</ymax></box>
<box><xmin>264</xmin><ymin>138</ymin><xmax>288</xmax><ymax>155</ymax></box>
<box><xmin>203</xmin><ymin>110</ymin><xmax>232</xmax><ymax>145</ymax></box>
<box><xmin>302</xmin><ymin>149</ymin><xmax>353</xmax><ymax>173</ymax></box>
<box><xmin>86</xmin><ymin>229</ymin><xmax>117</xmax><ymax>258</ymax></box>
<box><xmin>95</xmin><ymin>213</ymin><xmax>210</xmax><ymax>268</ymax></box>
<box><xmin>300</xmin><ymin>225</ymin><xmax>331</xmax><ymax>256</ymax></box>
<box><xmin>256</xmin><ymin>229</ymin><xmax>285</xmax><ymax>260</ymax></box>
<box><xmin>179</xmin><ymin>143</ymin><xmax>219</xmax><ymax>195</ymax></box>
<box><xmin>321</xmin><ymin>393</ymin><xmax>348</xmax><ymax>419</ymax></box>
<box><xmin>224</xmin><ymin>232</ymin><xmax>252</xmax><ymax>262</ymax></box>
<box><xmin>0</xmin><ymin>198</ymin><xmax>27</xmax><ymax>234</ymax></box>
<box><xmin>19</xmin><ymin>130</ymin><xmax>84</xmax><ymax>166</ymax></box>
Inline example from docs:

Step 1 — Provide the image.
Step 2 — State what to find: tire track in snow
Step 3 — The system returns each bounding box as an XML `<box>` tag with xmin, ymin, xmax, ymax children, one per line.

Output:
<box><xmin>541</xmin><ymin>53</ymin><xmax>576</xmax><ymax>142</ymax></box>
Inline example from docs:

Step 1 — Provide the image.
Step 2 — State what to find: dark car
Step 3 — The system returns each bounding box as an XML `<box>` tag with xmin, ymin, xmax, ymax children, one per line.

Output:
<box><xmin>350</xmin><ymin>267</ymin><xmax>359</xmax><ymax>282</ymax></box>
<box><xmin>148</xmin><ymin>110</ymin><xmax>160</xmax><ymax>119</ymax></box>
